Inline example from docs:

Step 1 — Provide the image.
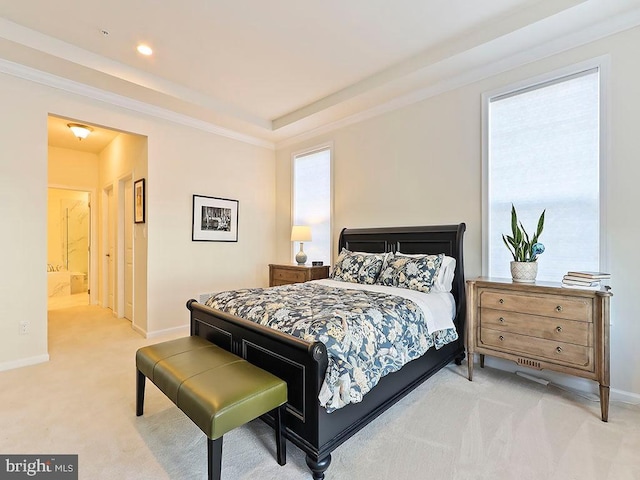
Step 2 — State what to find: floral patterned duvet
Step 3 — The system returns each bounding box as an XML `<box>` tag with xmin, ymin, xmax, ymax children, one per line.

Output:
<box><xmin>205</xmin><ymin>281</ymin><xmax>458</xmax><ymax>412</ymax></box>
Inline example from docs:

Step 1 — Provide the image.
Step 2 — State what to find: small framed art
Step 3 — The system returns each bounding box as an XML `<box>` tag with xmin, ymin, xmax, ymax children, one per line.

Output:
<box><xmin>134</xmin><ymin>178</ymin><xmax>145</xmax><ymax>224</ymax></box>
<box><xmin>192</xmin><ymin>194</ymin><xmax>239</xmax><ymax>242</ymax></box>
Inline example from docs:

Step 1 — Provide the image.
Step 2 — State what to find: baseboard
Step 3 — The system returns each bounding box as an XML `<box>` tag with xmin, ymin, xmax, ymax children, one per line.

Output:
<box><xmin>610</xmin><ymin>387</ymin><xmax>640</xmax><ymax>405</ymax></box>
<box><xmin>130</xmin><ymin>322</ymin><xmax>146</xmax><ymax>337</ymax></box>
<box><xmin>479</xmin><ymin>356</ymin><xmax>640</xmax><ymax>405</ymax></box>
<box><xmin>0</xmin><ymin>354</ymin><xmax>50</xmax><ymax>372</ymax></box>
<box><xmin>144</xmin><ymin>324</ymin><xmax>190</xmax><ymax>339</ymax></box>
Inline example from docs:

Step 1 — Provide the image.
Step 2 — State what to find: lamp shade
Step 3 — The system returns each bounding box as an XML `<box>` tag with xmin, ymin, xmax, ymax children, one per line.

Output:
<box><xmin>291</xmin><ymin>225</ymin><xmax>312</xmax><ymax>242</ymax></box>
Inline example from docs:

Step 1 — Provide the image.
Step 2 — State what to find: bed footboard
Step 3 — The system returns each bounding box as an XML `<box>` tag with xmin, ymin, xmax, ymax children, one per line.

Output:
<box><xmin>187</xmin><ymin>299</ymin><xmax>329</xmax><ymax>459</ymax></box>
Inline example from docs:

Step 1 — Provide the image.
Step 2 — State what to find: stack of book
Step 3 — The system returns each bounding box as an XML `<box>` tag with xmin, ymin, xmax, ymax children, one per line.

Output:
<box><xmin>561</xmin><ymin>271</ymin><xmax>610</xmax><ymax>289</ymax></box>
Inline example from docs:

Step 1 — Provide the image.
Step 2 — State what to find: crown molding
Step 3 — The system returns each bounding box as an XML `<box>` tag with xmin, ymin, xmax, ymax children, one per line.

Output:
<box><xmin>0</xmin><ymin>57</ymin><xmax>275</xmax><ymax>150</ymax></box>
<box><xmin>2</xmin><ymin>2</ymin><xmax>639</xmax><ymax>153</ymax></box>
<box><xmin>272</xmin><ymin>0</ymin><xmax>588</xmax><ymax>131</ymax></box>
<box><xmin>0</xmin><ymin>17</ymin><xmax>269</xmax><ymax>129</ymax></box>
<box><xmin>275</xmin><ymin>5</ymin><xmax>640</xmax><ymax>150</ymax></box>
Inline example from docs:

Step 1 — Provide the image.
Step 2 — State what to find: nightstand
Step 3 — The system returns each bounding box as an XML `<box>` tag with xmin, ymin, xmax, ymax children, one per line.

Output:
<box><xmin>269</xmin><ymin>264</ymin><xmax>330</xmax><ymax>287</ymax></box>
<box><xmin>466</xmin><ymin>277</ymin><xmax>612</xmax><ymax>422</ymax></box>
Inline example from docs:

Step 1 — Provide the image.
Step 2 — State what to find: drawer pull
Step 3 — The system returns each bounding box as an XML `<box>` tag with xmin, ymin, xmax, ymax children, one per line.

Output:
<box><xmin>499</xmin><ymin>317</ymin><xmax>505</xmax><ymax>323</ymax></box>
<box><xmin>499</xmin><ymin>335</ymin><xmax>504</xmax><ymax>341</ymax></box>
<box><xmin>499</xmin><ymin>298</ymin><xmax>504</xmax><ymax>304</ymax></box>
<box><xmin>556</xmin><ymin>346</ymin><xmax>563</xmax><ymax>354</ymax></box>
<box><xmin>556</xmin><ymin>326</ymin><xmax>562</xmax><ymax>333</ymax></box>
<box><xmin>556</xmin><ymin>305</ymin><xmax>563</xmax><ymax>312</ymax></box>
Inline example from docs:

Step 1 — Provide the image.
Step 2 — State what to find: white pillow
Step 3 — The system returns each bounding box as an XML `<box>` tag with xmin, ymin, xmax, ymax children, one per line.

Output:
<box><xmin>435</xmin><ymin>256</ymin><xmax>456</xmax><ymax>292</ymax></box>
<box><xmin>396</xmin><ymin>253</ymin><xmax>456</xmax><ymax>293</ymax></box>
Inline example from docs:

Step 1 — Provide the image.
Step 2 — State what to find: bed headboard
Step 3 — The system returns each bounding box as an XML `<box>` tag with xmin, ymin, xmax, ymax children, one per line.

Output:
<box><xmin>338</xmin><ymin>223</ymin><xmax>466</xmax><ymax>335</ymax></box>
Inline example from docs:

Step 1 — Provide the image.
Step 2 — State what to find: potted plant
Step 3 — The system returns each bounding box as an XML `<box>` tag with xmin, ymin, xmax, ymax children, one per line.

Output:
<box><xmin>502</xmin><ymin>204</ymin><xmax>545</xmax><ymax>283</ymax></box>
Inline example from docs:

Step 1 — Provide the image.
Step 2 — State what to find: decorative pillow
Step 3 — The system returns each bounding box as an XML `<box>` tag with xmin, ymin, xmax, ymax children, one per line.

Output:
<box><xmin>331</xmin><ymin>249</ymin><xmax>387</xmax><ymax>285</ymax></box>
<box><xmin>397</xmin><ymin>253</ymin><xmax>456</xmax><ymax>293</ymax></box>
<box><xmin>376</xmin><ymin>253</ymin><xmax>444</xmax><ymax>293</ymax></box>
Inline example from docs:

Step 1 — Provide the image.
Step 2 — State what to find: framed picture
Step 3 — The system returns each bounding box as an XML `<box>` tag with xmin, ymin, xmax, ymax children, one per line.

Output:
<box><xmin>134</xmin><ymin>178</ymin><xmax>145</xmax><ymax>224</ymax></box>
<box><xmin>192</xmin><ymin>195</ymin><xmax>238</xmax><ymax>242</ymax></box>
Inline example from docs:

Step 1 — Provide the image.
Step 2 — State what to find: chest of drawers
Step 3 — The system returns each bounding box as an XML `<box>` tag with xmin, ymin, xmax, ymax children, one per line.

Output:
<box><xmin>466</xmin><ymin>278</ymin><xmax>612</xmax><ymax>421</ymax></box>
<box><xmin>268</xmin><ymin>264</ymin><xmax>330</xmax><ymax>287</ymax></box>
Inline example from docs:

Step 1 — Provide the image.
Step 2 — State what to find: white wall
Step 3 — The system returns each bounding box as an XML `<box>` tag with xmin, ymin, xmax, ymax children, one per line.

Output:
<box><xmin>49</xmin><ymin>146</ymin><xmax>100</xmax><ymax>188</ymax></box>
<box><xmin>0</xmin><ymin>71</ymin><xmax>275</xmax><ymax>369</ymax></box>
<box><xmin>145</xmin><ymin>123</ymin><xmax>276</xmax><ymax>333</ymax></box>
<box><xmin>97</xmin><ymin>132</ymin><xmax>147</xmax><ymax>329</ymax></box>
<box><xmin>276</xmin><ymin>26</ymin><xmax>640</xmax><ymax>397</ymax></box>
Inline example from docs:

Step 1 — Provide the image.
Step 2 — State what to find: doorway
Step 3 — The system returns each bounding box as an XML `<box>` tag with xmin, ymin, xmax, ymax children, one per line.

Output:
<box><xmin>103</xmin><ymin>178</ymin><xmax>134</xmax><ymax>321</ymax></box>
<box><xmin>47</xmin><ymin>188</ymin><xmax>91</xmax><ymax>310</ymax></box>
<box><xmin>47</xmin><ymin>114</ymin><xmax>148</xmax><ymax>332</ymax></box>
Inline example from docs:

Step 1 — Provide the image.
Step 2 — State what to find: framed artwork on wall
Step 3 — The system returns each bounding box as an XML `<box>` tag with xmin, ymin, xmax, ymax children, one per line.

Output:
<box><xmin>192</xmin><ymin>194</ymin><xmax>239</xmax><ymax>242</ymax></box>
<box><xmin>134</xmin><ymin>178</ymin><xmax>145</xmax><ymax>224</ymax></box>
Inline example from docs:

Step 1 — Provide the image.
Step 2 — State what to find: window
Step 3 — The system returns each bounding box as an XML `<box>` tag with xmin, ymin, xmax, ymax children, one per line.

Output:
<box><xmin>484</xmin><ymin>66</ymin><xmax>604</xmax><ymax>281</ymax></box>
<box><xmin>292</xmin><ymin>144</ymin><xmax>332</xmax><ymax>265</ymax></box>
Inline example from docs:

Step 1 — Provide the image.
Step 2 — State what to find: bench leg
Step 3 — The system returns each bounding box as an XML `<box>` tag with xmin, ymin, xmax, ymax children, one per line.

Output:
<box><xmin>136</xmin><ymin>370</ymin><xmax>146</xmax><ymax>417</ymax></box>
<box><xmin>208</xmin><ymin>437</ymin><xmax>223</xmax><ymax>480</ymax></box>
<box><xmin>274</xmin><ymin>404</ymin><xmax>286</xmax><ymax>466</ymax></box>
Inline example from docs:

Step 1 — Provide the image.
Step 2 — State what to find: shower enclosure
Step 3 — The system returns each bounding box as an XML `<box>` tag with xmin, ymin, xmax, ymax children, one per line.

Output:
<box><xmin>47</xmin><ymin>188</ymin><xmax>90</xmax><ymax>297</ymax></box>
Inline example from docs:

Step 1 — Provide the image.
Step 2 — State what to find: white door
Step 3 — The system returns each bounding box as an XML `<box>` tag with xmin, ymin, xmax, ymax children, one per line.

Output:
<box><xmin>107</xmin><ymin>187</ymin><xmax>115</xmax><ymax>312</ymax></box>
<box><xmin>124</xmin><ymin>179</ymin><xmax>133</xmax><ymax>321</ymax></box>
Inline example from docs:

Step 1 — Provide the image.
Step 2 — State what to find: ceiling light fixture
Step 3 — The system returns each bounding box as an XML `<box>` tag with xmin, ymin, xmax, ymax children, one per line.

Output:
<box><xmin>137</xmin><ymin>44</ymin><xmax>153</xmax><ymax>56</ymax></box>
<box><xmin>67</xmin><ymin>123</ymin><xmax>93</xmax><ymax>140</ymax></box>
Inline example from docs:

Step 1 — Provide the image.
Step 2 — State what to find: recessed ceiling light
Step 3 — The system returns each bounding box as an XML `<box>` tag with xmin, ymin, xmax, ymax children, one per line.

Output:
<box><xmin>137</xmin><ymin>44</ymin><xmax>153</xmax><ymax>56</ymax></box>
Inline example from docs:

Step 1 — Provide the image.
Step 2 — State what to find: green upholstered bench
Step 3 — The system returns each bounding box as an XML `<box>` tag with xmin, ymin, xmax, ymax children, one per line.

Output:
<box><xmin>136</xmin><ymin>336</ymin><xmax>287</xmax><ymax>480</ymax></box>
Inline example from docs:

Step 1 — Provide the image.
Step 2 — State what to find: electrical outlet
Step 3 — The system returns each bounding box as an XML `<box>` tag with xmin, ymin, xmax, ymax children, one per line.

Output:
<box><xmin>19</xmin><ymin>320</ymin><xmax>29</xmax><ymax>335</ymax></box>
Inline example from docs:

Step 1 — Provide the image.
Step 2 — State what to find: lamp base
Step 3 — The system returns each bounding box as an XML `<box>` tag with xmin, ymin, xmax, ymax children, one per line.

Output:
<box><xmin>295</xmin><ymin>243</ymin><xmax>307</xmax><ymax>265</ymax></box>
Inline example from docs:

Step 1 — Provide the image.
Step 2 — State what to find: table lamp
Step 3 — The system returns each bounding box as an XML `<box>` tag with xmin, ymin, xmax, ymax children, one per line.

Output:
<box><xmin>291</xmin><ymin>225</ymin><xmax>312</xmax><ymax>265</ymax></box>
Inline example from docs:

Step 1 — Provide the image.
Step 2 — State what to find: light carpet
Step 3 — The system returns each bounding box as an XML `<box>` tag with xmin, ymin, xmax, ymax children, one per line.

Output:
<box><xmin>0</xmin><ymin>305</ymin><xmax>639</xmax><ymax>480</ymax></box>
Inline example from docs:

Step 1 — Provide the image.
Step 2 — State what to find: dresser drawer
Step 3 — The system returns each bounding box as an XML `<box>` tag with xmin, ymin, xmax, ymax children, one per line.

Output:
<box><xmin>479</xmin><ymin>308</ymin><xmax>592</xmax><ymax>346</ymax></box>
<box><xmin>479</xmin><ymin>290</ymin><xmax>592</xmax><ymax>322</ymax></box>
<box><xmin>272</xmin><ymin>269</ymin><xmax>306</xmax><ymax>283</ymax></box>
<box><xmin>269</xmin><ymin>264</ymin><xmax>330</xmax><ymax>287</ymax></box>
<box><xmin>480</xmin><ymin>327</ymin><xmax>592</xmax><ymax>369</ymax></box>
<box><xmin>308</xmin><ymin>266</ymin><xmax>330</xmax><ymax>281</ymax></box>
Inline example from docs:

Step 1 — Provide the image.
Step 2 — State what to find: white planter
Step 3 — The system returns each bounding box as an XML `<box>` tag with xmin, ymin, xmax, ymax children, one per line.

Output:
<box><xmin>510</xmin><ymin>261</ymin><xmax>538</xmax><ymax>283</ymax></box>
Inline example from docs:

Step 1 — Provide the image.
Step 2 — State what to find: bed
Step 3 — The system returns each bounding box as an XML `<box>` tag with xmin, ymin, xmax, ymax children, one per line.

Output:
<box><xmin>187</xmin><ymin>224</ymin><xmax>466</xmax><ymax>479</ymax></box>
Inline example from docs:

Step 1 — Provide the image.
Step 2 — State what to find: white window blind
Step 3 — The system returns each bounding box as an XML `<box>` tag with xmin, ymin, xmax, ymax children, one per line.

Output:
<box><xmin>486</xmin><ymin>68</ymin><xmax>601</xmax><ymax>281</ymax></box>
<box><xmin>293</xmin><ymin>146</ymin><xmax>332</xmax><ymax>265</ymax></box>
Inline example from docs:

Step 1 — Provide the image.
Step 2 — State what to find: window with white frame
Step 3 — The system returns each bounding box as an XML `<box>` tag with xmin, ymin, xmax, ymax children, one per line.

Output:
<box><xmin>485</xmin><ymin>66</ymin><xmax>603</xmax><ymax>281</ymax></box>
<box><xmin>292</xmin><ymin>145</ymin><xmax>332</xmax><ymax>265</ymax></box>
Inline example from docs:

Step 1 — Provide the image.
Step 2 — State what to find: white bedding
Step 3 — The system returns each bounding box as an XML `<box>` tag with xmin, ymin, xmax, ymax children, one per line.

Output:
<box><xmin>310</xmin><ymin>278</ymin><xmax>456</xmax><ymax>335</ymax></box>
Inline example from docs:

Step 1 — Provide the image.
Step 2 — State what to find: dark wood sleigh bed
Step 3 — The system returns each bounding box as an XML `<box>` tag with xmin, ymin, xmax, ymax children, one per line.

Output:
<box><xmin>187</xmin><ymin>224</ymin><xmax>466</xmax><ymax>479</ymax></box>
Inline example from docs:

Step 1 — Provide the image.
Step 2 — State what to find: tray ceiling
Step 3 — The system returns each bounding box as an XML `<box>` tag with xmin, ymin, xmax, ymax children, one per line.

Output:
<box><xmin>1</xmin><ymin>0</ymin><xmax>639</xmax><ymax>146</ymax></box>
